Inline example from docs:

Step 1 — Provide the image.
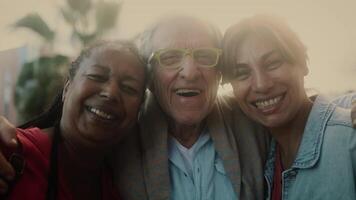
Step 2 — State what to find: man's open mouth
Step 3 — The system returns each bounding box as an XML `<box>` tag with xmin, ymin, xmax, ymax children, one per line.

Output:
<box><xmin>175</xmin><ymin>89</ymin><xmax>201</xmax><ymax>97</ymax></box>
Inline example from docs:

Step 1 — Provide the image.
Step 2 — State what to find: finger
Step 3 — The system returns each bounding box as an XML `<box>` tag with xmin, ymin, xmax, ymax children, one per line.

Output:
<box><xmin>0</xmin><ymin>179</ymin><xmax>8</xmax><ymax>194</ymax></box>
<box><xmin>0</xmin><ymin>116</ymin><xmax>17</xmax><ymax>148</ymax></box>
<box><xmin>0</xmin><ymin>153</ymin><xmax>15</xmax><ymax>181</ymax></box>
<box><xmin>351</xmin><ymin>100</ymin><xmax>356</xmax><ymax>128</ymax></box>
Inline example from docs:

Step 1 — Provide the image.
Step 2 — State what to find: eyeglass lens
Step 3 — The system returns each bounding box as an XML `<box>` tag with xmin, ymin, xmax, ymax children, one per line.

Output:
<box><xmin>159</xmin><ymin>49</ymin><xmax>218</xmax><ymax>67</ymax></box>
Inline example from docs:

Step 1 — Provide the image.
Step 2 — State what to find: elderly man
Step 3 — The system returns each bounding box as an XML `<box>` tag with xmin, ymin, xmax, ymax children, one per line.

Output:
<box><xmin>0</xmin><ymin>16</ymin><xmax>269</xmax><ymax>200</ymax></box>
<box><xmin>112</xmin><ymin>16</ymin><xmax>269</xmax><ymax>200</ymax></box>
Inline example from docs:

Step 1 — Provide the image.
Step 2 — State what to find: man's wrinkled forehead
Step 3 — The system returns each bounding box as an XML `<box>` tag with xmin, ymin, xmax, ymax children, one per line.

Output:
<box><xmin>151</xmin><ymin>18</ymin><xmax>220</xmax><ymax>50</ymax></box>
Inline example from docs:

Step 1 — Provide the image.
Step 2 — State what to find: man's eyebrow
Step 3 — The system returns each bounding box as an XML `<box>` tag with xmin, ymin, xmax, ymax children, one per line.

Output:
<box><xmin>235</xmin><ymin>63</ymin><xmax>249</xmax><ymax>68</ymax></box>
<box><xmin>261</xmin><ymin>50</ymin><xmax>279</xmax><ymax>61</ymax></box>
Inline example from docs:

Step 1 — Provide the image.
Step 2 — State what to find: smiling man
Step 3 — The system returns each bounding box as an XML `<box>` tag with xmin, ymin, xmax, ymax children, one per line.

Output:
<box><xmin>112</xmin><ymin>16</ymin><xmax>270</xmax><ymax>200</ymax></box>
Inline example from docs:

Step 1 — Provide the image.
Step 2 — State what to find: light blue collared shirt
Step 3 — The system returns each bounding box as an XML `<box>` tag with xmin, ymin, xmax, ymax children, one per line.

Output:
<box><xmin>168</xmin><ymin>130</ymin><xmax>238</xmax><ymax>200</ymax></box>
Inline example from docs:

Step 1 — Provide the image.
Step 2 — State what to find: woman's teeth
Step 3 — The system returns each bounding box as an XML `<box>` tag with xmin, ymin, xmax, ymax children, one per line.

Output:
<box><xmin>255</xmin><ymin>95</ymin><xmax>283</xmax><ymax>109</ymax></box>
<box><xmin>88</xmin><ymin>107</ymin><xmax>115</xmax><ymax>120</ymax></box>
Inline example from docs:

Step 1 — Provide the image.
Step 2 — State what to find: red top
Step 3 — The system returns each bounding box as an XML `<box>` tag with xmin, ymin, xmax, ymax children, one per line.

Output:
<box><xmin>4</xmin><ymin>128</ymin><xmax>120</xmax><ymax>200</ymax></box>
<box><xmin>271</xmin><ymin>145</ymin><xmax>283</xmax><ymax>200</ymax></box>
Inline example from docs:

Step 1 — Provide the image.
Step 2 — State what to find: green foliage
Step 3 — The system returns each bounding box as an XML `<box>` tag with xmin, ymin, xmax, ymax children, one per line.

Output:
<box><xmin>13</xmin><ymin>13</ymin><xmax>55</xmax><ymax>43</ymax></box>
<box><xmin>15</xmin><ymin>55</ymin><xmax>69</xmax><ymax>123</ymax></box>
<box><xmin>13</xmin><ymin>0</ymin><xmax>121</xmax><ymax>123</ymax></box>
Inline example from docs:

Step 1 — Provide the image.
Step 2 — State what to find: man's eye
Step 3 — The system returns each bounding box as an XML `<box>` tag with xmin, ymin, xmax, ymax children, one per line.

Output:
<box><xmin>265</xmin><ymin>59</ymin><xmax>283</xmax><ymax>70</ymax></box>
<box><xmin>159</xmin><ymin>50</ymin><xmax>183</xmax><ymax>66</ymax></box>
<box><xmin>160</xmin><ymin>55</ymin><xmax>182</xmax><ymax>66</ymax></box>
<box><xmin>232</xmin><ymin>66</ymin><xmax>251</xmax><ymax>81</ymax></box>
<box><xmin>87</xmin><ymin>74</ymin><xmax>107</xmax><ymax>82</ymax></box>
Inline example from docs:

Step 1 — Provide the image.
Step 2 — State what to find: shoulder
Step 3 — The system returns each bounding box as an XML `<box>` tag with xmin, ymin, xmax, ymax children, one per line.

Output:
<box><xmin>16</xmin><ymin>127</ymin><xmax>52</xmax><ymax>159</ymax></box>
<box><xmin>317</xmin><ymin>99</ymin><xmax>356</xmax><ymax>147</ymax></box>
<box><xmin>331</xmin><ymin>92</ymin><xmax>356</xmax><ymax>109</ymax></box>
<box><xmin>328</xmin><ymin>106</ymin><xmax>353</xmax><ymax>128</ymax></box>
<box><xmin>311</xmin><ymin>95</ymin><xmax>353</xmax><ymax>128</ymax></box>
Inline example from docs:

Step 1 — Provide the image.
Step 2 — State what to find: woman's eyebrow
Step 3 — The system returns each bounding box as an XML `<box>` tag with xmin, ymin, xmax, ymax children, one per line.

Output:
<box><xmin>91</xmin><ymin>64</ymin><xmax>110</xmax><ymax>73</ymax></box>
<box><xmin>121</xmin><ymin>75</ymin><xmax>142</xmax><ymax>84</ymax></box>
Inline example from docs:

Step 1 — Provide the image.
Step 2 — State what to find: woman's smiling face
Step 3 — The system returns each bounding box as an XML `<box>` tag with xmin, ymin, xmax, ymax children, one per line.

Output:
<box><xmin>230</xmin><ymin>34</ymin><xmax>308</xmax><ymax>128</ymax></box>
<box><xmin>61</xmin><ymin>44</ymin><xmax>146</xmax><ymax>145</ymax></box>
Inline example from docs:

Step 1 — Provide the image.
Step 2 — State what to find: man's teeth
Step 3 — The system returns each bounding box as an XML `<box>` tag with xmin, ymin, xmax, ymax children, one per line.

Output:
<box><xmin>255</xmin><ymin>96</ymin><xmax>283</xmax><ymax>109</ymax></box>
<box><xmin>175</xmin><ymin>89</ymin><xmax>201</xmax><ymax>97</ymax></box>
<box><xmin>89</xmin><ymin>107</ymin><xmax>115</xmax><ymax>120</ymax></box>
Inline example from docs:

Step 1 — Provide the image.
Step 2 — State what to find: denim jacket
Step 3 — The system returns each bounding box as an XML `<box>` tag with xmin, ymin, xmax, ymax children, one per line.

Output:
<box><xmin>264</xmin><ymin>95</ymin><xmax>356</xmax><ymax>200</ymax></box>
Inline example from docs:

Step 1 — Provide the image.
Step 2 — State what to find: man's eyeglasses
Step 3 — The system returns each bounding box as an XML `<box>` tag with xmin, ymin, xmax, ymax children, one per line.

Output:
<box><xmin>148</xmin><ymin>48</ymin><xmax>222</xmax><ymax>69</ymax></box>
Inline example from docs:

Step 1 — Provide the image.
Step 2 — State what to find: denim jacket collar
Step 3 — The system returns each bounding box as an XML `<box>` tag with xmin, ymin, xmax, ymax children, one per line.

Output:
<box><xmin>293</xmin><ymin>95</ymin><xmax>335</xmax><ymax>168</ymax></box>
<box><xmin>265</xmin><ymin>95</ymin><xmax>336</xmax><ymax>176</ymax></box>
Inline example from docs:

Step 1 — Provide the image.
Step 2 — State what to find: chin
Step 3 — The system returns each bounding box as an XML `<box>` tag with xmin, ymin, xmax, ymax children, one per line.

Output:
<box><xmin>260</xmin><ymin>118</ymin><xmax>287</xmax><ymax>128</ymax></box>
<box><xmin>174</xmin><ymin>116</ymin><xmax>204</xmax><ymax>127</ymax></box>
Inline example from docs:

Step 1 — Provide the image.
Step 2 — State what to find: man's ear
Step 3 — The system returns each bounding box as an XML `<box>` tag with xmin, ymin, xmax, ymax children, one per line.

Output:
<box><xmin>217</xmin><ymin>71</ymin><xmax>222</xmax><ymax>85</ymax></box>
<box><xmin>147</xmin><ymin>71</ymin><xmax>155</xmax><ymax>93</ymax></box>
<box><xmin>301</xmin><ymin>60</ymin><xmax>309</xmax><ymax>76</ymax></box>
<box><xmin>62</xmin><ymin>79</ymin><xmax>71</xmax><ymax>102</ymax></box>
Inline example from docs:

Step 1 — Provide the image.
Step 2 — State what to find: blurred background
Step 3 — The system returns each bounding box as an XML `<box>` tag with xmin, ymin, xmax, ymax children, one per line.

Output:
<box><xmin>0</xmin><ymin>0</ymin><xmax>355</xmax><ymax>124</ymax></box>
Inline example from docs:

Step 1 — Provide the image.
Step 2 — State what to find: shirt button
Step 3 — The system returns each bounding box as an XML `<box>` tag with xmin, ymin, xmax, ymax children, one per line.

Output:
<box><xmin>184</xmin><ymin>173</ymin><xmax>188</xmax><ymax>177</ymax></box>
<box><xmin>289</xmin><ymin>171</ymin><xmax>298</xmax><ymax>178</ymax></box>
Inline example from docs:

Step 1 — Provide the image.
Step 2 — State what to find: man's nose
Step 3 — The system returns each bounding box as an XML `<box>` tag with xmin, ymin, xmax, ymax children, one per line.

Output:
<box><xmin>178</xmin><ymin>55</ymin><xmax>200</xmax><ymax>81</ymax></box>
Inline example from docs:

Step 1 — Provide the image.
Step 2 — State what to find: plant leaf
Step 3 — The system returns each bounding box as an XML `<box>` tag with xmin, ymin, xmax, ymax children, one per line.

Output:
<box><xmin>60</xmin><ymin>7</ymin><xmax>77</xmax><ymax>26</ymax></box>
<box><xmin>95</xmin><ymin>1</ymin><xmax>121</xmax><ymax>33</ymax></box>
<box><xmin>73</xmin><ymin>31</ymin><xmax>98</xmax><ymax>46</ymax></box>
<box><xmin>66</xmin><ymin>0</ymin><xmax>92</xmax><ymax>15</ymax></box>
<box><xmin>13</xmin><ymin>13</ymin><xmax>55</xmax><ymax>42</ymax></box>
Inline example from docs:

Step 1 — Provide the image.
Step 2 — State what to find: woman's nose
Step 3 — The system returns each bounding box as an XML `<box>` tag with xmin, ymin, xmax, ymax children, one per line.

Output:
<box><xmin>99</xmin><ymin>81</ymin><xmax>120</xmax><ymax>101</ymax></box>
<box><xmin>252</xmin><ymin>71</ymin><xmax>274</xmax><ymax>93</ymax></box>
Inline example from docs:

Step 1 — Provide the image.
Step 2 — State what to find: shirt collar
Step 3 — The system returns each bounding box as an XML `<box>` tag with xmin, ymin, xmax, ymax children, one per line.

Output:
<box><xmin>168</xmin><ymin>129</ymin><xmax>211</xmax><ymax>172</ymax></box>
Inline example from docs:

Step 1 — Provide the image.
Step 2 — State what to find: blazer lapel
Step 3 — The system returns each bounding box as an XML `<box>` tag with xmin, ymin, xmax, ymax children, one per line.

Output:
<box><xmin>206</xmin><ymin>100</ymin><xmax>242</xmax><ymax>197</ymax></box>
<box><xmin>139</xmin><ymin>92</ymin><xmax>171</xmax><ymax>200</ymax></box>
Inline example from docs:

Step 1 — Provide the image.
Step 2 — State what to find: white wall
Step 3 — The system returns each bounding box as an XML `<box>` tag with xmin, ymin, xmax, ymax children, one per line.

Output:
<box><xmin>1</xmin><ymin>0</ymin><xmax>355</xmax><ymax>94</ymax></box>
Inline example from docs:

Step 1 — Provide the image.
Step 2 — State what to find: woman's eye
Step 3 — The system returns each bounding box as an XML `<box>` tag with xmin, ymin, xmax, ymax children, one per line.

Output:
<box><xmin>87</xmin><ymin>74</ymin><xmax>107</xmax><ymax>82</ymax></box>
<box><xmin>232</xmin><ymin>65</ymin><xmax>251</xmax><ymax>81</ymax></box>
<box><xmin>121</xmin><ymin>83</ymin><xmax>139</xmax><ymax>95</ymax></box>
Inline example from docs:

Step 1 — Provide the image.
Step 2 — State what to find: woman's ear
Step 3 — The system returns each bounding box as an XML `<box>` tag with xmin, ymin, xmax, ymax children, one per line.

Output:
<box><xmin>62</xmin><ymin>79</ymin><xmax>71</xmax><ymax>102</ymax></box>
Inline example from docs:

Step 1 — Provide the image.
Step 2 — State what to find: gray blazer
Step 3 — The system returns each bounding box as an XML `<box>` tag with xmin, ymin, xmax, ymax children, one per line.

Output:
<box><xmin>113</xmin><ymin>92</ymin><xmax>270</xmax><ymax>200</ymax></box>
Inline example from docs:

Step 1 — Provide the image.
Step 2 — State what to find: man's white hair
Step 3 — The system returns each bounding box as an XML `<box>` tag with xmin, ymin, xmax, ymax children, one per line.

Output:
<box><xmin>135</xmin><ymin>15</ymin><xmax>223</xmax><ymax>73</ymax></box>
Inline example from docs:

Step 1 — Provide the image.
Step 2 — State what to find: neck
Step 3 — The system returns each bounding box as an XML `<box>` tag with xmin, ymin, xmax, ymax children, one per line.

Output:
<box><xmin>59</xmin><ymin>138</ymin><xmax>110</xmax><ymax>172</ymax></box>
<box><xmin>269</xmin><ymin>98</ymin><xmax>313</xmax><ymax>169</ymax></box>
<box><xmin>58</xmin><ymin>123</ymin><xmax>114</xmax><ymax>173</ymax></box>
<box><xmin>169</xmin><ymin>120</ymin><xmax>205</xmax><ymax>148</ymax></box>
